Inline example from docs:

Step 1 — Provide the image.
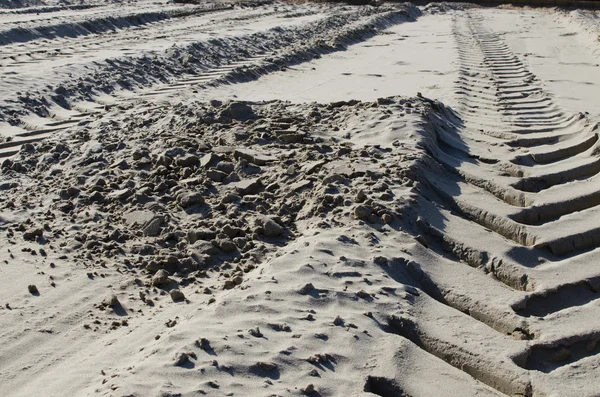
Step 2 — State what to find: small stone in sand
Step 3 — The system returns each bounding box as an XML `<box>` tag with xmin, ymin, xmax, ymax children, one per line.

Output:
<box><xmin>356</xmin><ymin>190</ymin><xmax>367</xmax><ymax>203</ymax></box>
<box><xmin>200</xmin><ymin>153</ymin><xmax>222</xmax><ymax>168</ymax></box>
<box><xmin>415</xmin><ymin>235</ymin><xmax>428</xmax><ymax>247</ymax></box>
<box><xmin>249</xmin><ymin>327</ymin><xmax>263</xmax><ymax>337</ymax></box>
<box><xmin>354</xmin><ymin>205</ymin><xmax>373</xmax><ymax>221</ymax></box>
<box><xmin>382</xmin><ymin>213</ymin><xmax>393</xmax><ymax>224</ymax></box>
<box><xmin>551</xmin><ymin>347</ymin><xmax>571</xmax><ymax>362</ymax></box>
<box><xmin>235</xmin><ymin>178</ymin><xmax>263</xmax><ymax>196</ymax></box>
<box><xmin>257</xmin><ymin>362</ymin><xmax>278</xmax><ymax>371</ymax></box>
<box><xmin>298</xmin><ymin>283</ymin><xmax>315</xmax><ymax>295</ymax></box>
<box><xmin>174</xmin><ymin>352</ymin><xmax>196</xmax><ymax>366</ymax></box>
<box><xmin>143</xmin><ymin>216</ymin><xmax>163</xmax><ymax>237</ymax></box>
<box><xmin>195</xmin><ymin>338</ymin><xmax>211</xmax><ymax>350</ymax></box>
<box><xmin>268</xmin><ymin>323</ymin><xmax>291</xmax><ymax>332</ymax></box>
<box><xmin>103</xmin><ymin>294</ymin><xmax>121</xmax><ymax>308</ymax></box>
<box><xmin>234</xmin><ymin>148</ymin><xmax>275</xmax><ymax>166</ymax></box>
<box><xmin>262</xmin><ymin>218</ymin><xmax>284</xmax><ymax>237</ymax></box>
<box><xmin>206</xmin><ymin>380</ymin><xmax>220</xmax><ymax>389</ymax></box>
<box><xmin>170</xmin><ymin>289</ymin><xmax>185</xmax><ymax>302</ymax></box>
<box><xmin>226</xmin><ymin>102</ymin><xmax>254</xmax><ymax>121</ymax></box>
<box><xmin>177</xmin><ymin>154</ymin><xmax>199</xmax><ymax>168</ymax></box>
<box><xmin>207</xmin><ymin>169</ymin><xmax>228</xmax><ymax>182</ymax></box>
<box><xmin>152</xmin><ymin>269</ymin><xmax>170</xmax><ymax>286</ymax></box>
<box><xmin>215</xmin><ymin>238</ymin><xmax>236</xmax><ymax>253</ymax></box>
<box><xmin>416</xmin><ymin>216</ymin><xmax>430</xmax><ymax>233</ymax></box>
<box><xmin>28</xmin><ymin>285</ymin><xmax>39</xmax><ymax>295</ymax></box>
<box><xmin>179</xmin><ymin>192</ymin><xmax>205</xmax><ymax>208</ymax></box>
<box><xmin>23</xmin><ymin>228</ymin><xmax>43</xmax><ymax>241</ymax></box>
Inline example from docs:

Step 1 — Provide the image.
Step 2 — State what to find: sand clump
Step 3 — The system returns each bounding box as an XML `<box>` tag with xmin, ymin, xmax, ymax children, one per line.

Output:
<box><xmin>0</xmin><ymin>96</ymin><xmax>427</xmax><ymax>298</ymax></box>
<box><xmin>0</xmin><ymin>94</ymin><xmax>449</xmax><ymax>395</ymax></box>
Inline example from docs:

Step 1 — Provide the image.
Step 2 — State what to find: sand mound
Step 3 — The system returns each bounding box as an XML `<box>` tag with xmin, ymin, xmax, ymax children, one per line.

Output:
<box><xmin>1</xmin><ymin>95</ymin><xmax>471</xmax><ymax>396</ymax></box>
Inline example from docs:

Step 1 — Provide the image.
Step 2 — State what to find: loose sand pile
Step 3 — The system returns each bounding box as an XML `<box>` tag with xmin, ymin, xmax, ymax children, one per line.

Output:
<box><xmin>1</xmin><ymin>95</ymin><xmax>471</xmax><ymax>396</ymax></box>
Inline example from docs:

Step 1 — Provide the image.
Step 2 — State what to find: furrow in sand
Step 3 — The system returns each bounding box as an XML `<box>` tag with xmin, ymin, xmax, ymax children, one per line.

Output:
<box><xmin>509</xmin><ymin>119</ymin><xmax>584</xmax><ymax>134</ymax></box>
<box><xmin>510</xmin><ymin>188</ymin><xmax>600</xmax><ymax>225</ymax></box>
<box><xmin>0</xmin><ymin>4</ymin><xmax>236</xmax><ymax>46</ymax></box>
<box><xmin>513</xmin><ymin>276</ymin><xmax>600</xmax><ymax>318</ymax></box>
<box><xmin>510</xmin><ymin>157</ymin><xmax>600</xmax><ymax>193</ymax></box>
<box><xmin>511</xmin><ymin>131</ymin><xmax>598</xmax><ymax>165</ymax></box>
<box><xmin>386</xmin><ymin>295</ymin><xmax>533</xmax><ymax>396</ymax></box>
<box><xmin>0</xmin><ymin>6</ymin><xmax>292</xmax><ymax>69</ymax></box>
<box><xmin>405</xmin><ymin>244</ymin><xmax>530</xmax><ymax>337</ymax></box>
<box><xmin>519</xmin><ymin>329</ymin><xmax>600</xmax><ymax>374</ymax></box>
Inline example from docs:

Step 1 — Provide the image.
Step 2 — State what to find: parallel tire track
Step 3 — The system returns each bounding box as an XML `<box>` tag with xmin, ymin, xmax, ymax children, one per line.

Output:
<box><xmin>0</xmin><ymin>4</ymin><xmax>420</xmax><ymax>158</ymax></box>
<box><xmin>0</xmin><ymin>4</ymin><xmax>232</xmax><ymax>46</ymax></box>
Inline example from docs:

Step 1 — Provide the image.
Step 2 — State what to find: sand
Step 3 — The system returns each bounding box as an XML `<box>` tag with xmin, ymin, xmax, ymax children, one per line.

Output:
<box><xmin>1</xmin><ymin>1</ymin><xmax>600</xmax><ymax>397</ymax></box>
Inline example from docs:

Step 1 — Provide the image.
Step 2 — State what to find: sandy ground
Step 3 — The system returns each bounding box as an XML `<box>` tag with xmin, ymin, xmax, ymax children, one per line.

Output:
<box><xmin>195</xmin><ymin>12</ymin><xmax>458</xmax><ymax>105</ymax></box>
<box><xmin>2</xmin><ymin>1</ymin><xmax>600</xmax><ymax>397</ymax></box>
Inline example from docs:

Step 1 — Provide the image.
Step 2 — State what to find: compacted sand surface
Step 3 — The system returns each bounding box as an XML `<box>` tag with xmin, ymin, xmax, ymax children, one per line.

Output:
<box><xmin>2</xmin><ymin>1</ymin><xmax>600</xmax><ymax>396</ymax></box>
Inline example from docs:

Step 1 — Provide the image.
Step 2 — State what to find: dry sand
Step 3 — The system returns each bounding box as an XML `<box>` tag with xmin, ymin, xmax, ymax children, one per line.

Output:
<box><xmin>1</xmin><ymin>1</ymin><xmax>600</xmax><ymax>397</ymax></box>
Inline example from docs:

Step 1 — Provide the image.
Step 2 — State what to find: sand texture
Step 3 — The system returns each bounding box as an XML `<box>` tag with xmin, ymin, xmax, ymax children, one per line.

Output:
<box><xmin>1</xmin><ymin>1</ymin><xmax>600</xmax><ymax>396</ymax></box>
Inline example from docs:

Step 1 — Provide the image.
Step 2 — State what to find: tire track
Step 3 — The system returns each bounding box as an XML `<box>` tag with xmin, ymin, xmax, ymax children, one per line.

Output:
<box><xmin>391</xmin><ymin>11</ymin><xmax>600</xmax><ymax>396</ymax></box>
<box><xmin>0</xmin><ymin>3</ymin><xmax>301</xmax><ymax>69</ymax></box>
<box><xmin>0</xmin><ymin>4</ymin><xmax>232</xmax><ymax>46</ymax></box>
<box><xmin>0</xmin><ymin>5</ymin><xmax>331</xmax><ymax>155</ymax></box>
<box><xmin>0</xmin><ymin>4</ymin><xmax>420</xmax><ymax>158</ymax></box>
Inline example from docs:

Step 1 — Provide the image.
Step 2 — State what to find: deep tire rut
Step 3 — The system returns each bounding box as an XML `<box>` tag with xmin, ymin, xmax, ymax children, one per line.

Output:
<box><xmin>395</xmin><ymin>11</ymin><xmax>600</xmax><ymax>396</ymax></box>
